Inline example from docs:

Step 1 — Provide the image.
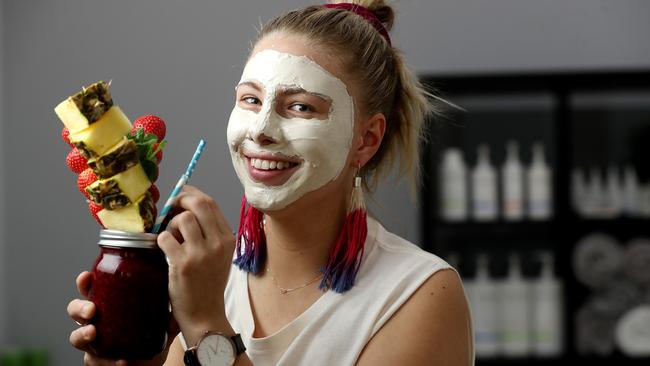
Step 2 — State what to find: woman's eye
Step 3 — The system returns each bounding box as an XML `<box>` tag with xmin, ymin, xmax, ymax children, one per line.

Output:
<box><xmin>241</xmin><ymin>96</ymin><xmax>261</xmax><ymax>105</ymax></box>
<box><xmin>289</xmin><ymin>103</ymin><xmax>313</xmax><ymax>113</ymax></box>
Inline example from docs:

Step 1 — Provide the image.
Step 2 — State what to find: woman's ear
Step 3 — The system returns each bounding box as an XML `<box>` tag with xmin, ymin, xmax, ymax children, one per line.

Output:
<box><xmin>354</xmin><ymin>112</ymin><xmax>386</xmax><ymax>167</ymax></box>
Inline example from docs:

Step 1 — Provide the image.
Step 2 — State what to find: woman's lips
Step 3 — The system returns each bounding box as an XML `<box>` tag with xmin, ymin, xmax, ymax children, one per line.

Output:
<box><xmin>244</xmin><ymin>154</ymin><xmax>301</xmax><ymax>186</ymax></box>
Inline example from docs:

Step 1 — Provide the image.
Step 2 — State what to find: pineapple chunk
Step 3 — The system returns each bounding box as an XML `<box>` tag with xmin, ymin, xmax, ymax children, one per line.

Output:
<box><xmin>98</xmin><ymin>192</ymin><xmax>157</xmax><ymax>233</ymax></box>
<box><xmin>86</xmin><ymin>163</ymin><xmax>152</xmax><ymax>210</ymax></box>
<box><xmin>69</xmin><ymin>106</ymin><xmax>132</xmax><ymax>159</ymax></box>
<box><xmin>54</xmin><ymin>81</ymin><xmax>113</xmax><ymax>133</ymax></box>
<box><xmin>88</xmin><ymin>138</ymin><xmax>139</xmax><ymax>178</ymax></box>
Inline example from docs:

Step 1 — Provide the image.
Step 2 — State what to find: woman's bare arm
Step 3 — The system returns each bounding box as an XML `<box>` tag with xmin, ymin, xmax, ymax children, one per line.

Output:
<box><xmin>356</xmin><ymin>268</ymin><xmax>473</xmax><ymax>366</ymax></box>
<box><xmin>162</xmin><ymin>336</ymin><xmax>184</xmax><ymax>366</ymax></box>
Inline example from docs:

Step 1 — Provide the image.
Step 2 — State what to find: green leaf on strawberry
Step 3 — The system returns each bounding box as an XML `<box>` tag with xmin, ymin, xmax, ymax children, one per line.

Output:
<box><xmin>141</xmin><ymin>159</ymin><xmax>159</xmax><ymax>183</ymax></box>
<box><xmin>149</xmin><ymin>140</ymin><xmax>166</xmax><ymax>164</ymax></box>
<box><xmin>127</xmin><ymin>127</ymin><xmax>165</xmax><ymax>182</ymax></box>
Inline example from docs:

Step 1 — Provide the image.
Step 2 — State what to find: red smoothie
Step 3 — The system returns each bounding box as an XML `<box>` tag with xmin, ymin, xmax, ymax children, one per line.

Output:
<box><xmin>88</xmin><ymin>230</ymin><xmax>169</xmax><ymax>359</ymax></box>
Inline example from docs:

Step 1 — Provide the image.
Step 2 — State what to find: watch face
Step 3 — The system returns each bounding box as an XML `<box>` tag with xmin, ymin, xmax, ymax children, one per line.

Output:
<box><xmin>197</xmin><ymin>334</ymin><xmax>235</xmax><ymax>365</ymax></box>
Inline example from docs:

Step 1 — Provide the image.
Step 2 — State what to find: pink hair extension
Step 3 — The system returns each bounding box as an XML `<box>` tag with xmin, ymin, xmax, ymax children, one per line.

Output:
<box><xmin>319</xmin><ymin>208</ymin><xmax>367</xmax><ymax>293</ymax></box>
<box><xmin>233</xmin><ymin>195</ymin><xmax>266</xmax><ymax>274</ymax></box>
<box><xmin>319</xmin><ymin>176</ymin><xmax>368</xmax><ymax>293</ymax></box>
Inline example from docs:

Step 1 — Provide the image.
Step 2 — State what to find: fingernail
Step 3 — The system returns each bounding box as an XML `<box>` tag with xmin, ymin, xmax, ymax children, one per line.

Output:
<box><xmin>82</xmin><ymin>303</ymin><xmax>91</xmax><ymax>317</ymax></box>
<box><xmin>83</xmin><ymin>327</ymin><xmax>92</xmax><ymax>340</ymax></box>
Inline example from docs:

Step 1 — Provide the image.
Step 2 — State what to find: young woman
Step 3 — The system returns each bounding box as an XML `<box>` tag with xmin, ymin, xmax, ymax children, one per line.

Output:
<box><xmin>68</xmin><ymin>1</ymin><xmax>474</xmax><ymax>365</ymax></box>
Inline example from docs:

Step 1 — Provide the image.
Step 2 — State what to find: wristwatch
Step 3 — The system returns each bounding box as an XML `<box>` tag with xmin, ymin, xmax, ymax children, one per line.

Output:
<box><xmin>183</xmin><ymin>331</ymin><xmax>246</xmax><ymax>366</ymax></box>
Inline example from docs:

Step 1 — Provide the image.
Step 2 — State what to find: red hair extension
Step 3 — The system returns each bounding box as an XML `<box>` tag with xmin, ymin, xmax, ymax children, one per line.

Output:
<box><xmin>233</xmin><ymin>195</ymin><xmax>266</xmax><ymax>274</ymax></box>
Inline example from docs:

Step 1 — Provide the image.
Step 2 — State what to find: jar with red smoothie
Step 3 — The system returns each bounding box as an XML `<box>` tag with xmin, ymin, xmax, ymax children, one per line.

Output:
<box><xmin>88</xmin><ymin>229</ymin><xmax>169</xmax><ymax>359</ymax></box>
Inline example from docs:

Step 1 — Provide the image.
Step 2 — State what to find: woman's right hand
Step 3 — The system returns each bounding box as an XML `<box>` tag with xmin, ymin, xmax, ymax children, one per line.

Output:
<box><xmin>67</xmin><ymin>271</ymin><xmax>176</xmax><ymax>366</ymax></box>
<box><xmin>67</xmin><ymin>271</ymin><xmax>122</xmax><ymax>365</ymax></box>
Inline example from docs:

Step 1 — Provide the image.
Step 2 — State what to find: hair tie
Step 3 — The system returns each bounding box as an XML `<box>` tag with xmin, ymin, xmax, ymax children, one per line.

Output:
<box><xmin>322</xmin><ymin>3</ymin><xmax>392</xmax><ymax>46</ymax></box>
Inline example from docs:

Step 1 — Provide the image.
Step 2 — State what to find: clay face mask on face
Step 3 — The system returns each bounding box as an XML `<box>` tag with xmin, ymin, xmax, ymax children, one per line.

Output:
<box><xmin>227</xmin><ymin>49</ymin><xmax>355</xmax><ymax>211</ymax></box>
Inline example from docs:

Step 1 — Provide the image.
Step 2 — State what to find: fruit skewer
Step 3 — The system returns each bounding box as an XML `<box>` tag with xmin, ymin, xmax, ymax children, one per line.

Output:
<box><xmin>55</xmin><ymin>81</ymin><xmax>167</xmax><ymax>232</ymax></box>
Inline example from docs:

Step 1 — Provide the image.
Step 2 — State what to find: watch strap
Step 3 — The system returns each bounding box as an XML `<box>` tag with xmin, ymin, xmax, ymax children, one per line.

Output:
<box><xmin>231</xmin><ymin>333</ymin><xmax>246</xmax><ymax>356</ymax></box>
<box><xmin>183</xmin><ymin>348</ymin><xmax>201</xmax><ymax>366</ymax></box>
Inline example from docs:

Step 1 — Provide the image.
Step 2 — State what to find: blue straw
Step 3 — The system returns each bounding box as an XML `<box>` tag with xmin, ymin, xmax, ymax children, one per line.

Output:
<box><xmin>152</xmin><ymin>139</ymin><xmax>206</xmax><ymax>234</ymax></box>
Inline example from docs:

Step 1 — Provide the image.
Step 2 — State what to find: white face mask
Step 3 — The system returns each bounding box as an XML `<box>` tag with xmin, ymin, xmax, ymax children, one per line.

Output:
<box><xmin>226</xmin><ymin>49</ymin><xmax>355</xmax><ymax>211</ymax></box>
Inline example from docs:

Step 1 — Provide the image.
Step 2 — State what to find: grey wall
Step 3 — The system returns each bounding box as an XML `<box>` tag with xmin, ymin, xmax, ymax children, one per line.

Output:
<box><xmin>0</xmin><ymin>0</ymin><xmax>6</xmax><ymax>346</ymax></box>
<box><xmin>396</xmin><ymin>0</ymin><xmax>650</xmax><ymax>74</ymax></box>
<box><xmin>2</xmin><ymin>0</ymin><xmax>650</xmax><ymax>364</ymax></box>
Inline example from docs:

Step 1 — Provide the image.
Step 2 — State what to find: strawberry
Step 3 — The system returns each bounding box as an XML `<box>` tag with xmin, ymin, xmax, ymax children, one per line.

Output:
<box><xmin>152</xmin><ymin>142</ymin><xmax>163</xmax><ymax>164</ymax></box>
<box><xmin>66</xmin><ymin>148</ymin><xmax>88</xmax><ymax>174</ymax></box>
<box><xmin>148</xmin><ymin>185</ymin><xmax>160</xmax><ymax>203</ymax></box>
<box><xmin>88</xmin><ymin>201</ymin><xmax>104</xmax><ymax>227</ymax></box>
<box><xmin>132</xmin><ymin>115</ymin><xmax>166</xmax><ymax>141</ymax></box>
<box><xmin>61</xmin><ymin>127</ymin><xmax>74</xmax><ymax>147</ymax></box>
<box><xmin>77</xmin><ymin>168</ymin><xmax>98</xmax><ymax>199</ymax></box>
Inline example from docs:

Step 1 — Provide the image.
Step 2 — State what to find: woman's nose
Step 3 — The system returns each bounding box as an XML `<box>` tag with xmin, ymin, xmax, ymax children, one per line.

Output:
<box><xmin>251</xmin><ymin>104</ymin><xmax>284</xmax><ymax>145</ymax></box>
<box><xmin>254</xmin><ymin>132</ymin><xmax>275</xmax><ymax>146</ymax></box>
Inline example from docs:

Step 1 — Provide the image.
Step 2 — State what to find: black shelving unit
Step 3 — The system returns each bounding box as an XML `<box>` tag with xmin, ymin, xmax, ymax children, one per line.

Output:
<box><xmin>419</xmin><ymin>71</ymin><xmax>650</xmax><ymax>365</ymax></box>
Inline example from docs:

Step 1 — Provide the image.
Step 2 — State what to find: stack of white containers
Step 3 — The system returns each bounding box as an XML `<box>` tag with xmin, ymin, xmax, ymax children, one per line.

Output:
<box><xmin>572</xmin><ymin>165</ymin><xmax>650</xmax><ymax>218</ymax></box>
<box><xmin>462</xmin><ymin>252</ymin><xmax>564</xmax><ymax>359</ymax></box>
<box><xmin>439</xmin><ymin>142</ymin><xmax>553</xmax><ymax>222</ymax></box>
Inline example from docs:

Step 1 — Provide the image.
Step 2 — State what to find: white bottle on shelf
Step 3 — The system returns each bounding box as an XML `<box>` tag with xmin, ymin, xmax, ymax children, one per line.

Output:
<box><xmin>603</xmin><ymin>165</ymin><xmax>622</xmax><ymax>218</ymax></box>
<box><xmin>499</xmin><ymin>253</ymin><xmax>530</xmax><ymax>357</ymax></box>
<box><xmin>571</xmin><ymin>167</ymin><xmax>588</xmax><ymax>217</ymax></box>
<box><xmin>467</xmin><ymin>253</ymin><xmax>500</xmax><ymax>358</ymax></box>
<box><xmin>586</xmin><ymin>167</ymin><xmax>605</xmax><ymax>218</ymax></box>
<box><xmin>622</xmin><ymin>165</ymin><xmax>640</xmax><ymax>217</ymax></box>
<box><xmin>439</xmin><ymin>148</ymin><xmax>468</xmax><ymax>222</ymax></box>
<box><xmin>527</xmin><ymin>143</ymin><xmax>552</xmax><ymax>220</ymax></box>
<box><xmin>501</xmin><ymin>141</ymin><xmax>524</xmax><ymax>221</ymax></box>
<box><xmin>471</xmin><ymin>144</ymin><xmax>498</xmax><ymax>221</ymax></box>
<box><xmin>640</xmin><ymin>184</ymin><xmax>650</xmax><ymax>218</ymax></box>
<box><xmin>531</xmin><ymin>251</ymin><xmax>564</xmax><ymax>357</ymax></box>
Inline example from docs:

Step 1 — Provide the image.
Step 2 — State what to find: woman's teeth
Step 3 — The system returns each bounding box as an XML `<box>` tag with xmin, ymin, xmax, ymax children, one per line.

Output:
<box><xmin>250</xmin><ymin>158</ymin><xmax>297</xmax><ymax>170</ymax></box>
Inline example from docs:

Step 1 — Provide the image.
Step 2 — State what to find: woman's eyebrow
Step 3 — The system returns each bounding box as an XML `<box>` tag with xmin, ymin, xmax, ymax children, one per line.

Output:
<box><xmin>279</xmin><ymin>86</ymin><xmax>332</xmax><ymax>102</ymax></box>
<box><xmin>235</xmin><ymin>81</ymin><xmax>263</xmax><ymax>92</ymax></box>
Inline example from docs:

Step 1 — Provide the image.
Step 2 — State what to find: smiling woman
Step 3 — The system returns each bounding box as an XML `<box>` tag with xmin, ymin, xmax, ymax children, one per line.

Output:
<box><xmin>66</xmin><ymin>1</ymin><xmax>474</xmax><ymax>365</ymax></box>
<box><xmin>228</xmin><ymin>49</ymin><xmax>355</xmax><ymax>211</ymax></box>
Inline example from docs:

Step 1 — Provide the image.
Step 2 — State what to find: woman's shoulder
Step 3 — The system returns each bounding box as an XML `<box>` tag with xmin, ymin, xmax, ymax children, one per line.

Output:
<box><xmin>356</xmin><ymin>218</ymin><xmax>474</xmax><ymax>365</ymax></box>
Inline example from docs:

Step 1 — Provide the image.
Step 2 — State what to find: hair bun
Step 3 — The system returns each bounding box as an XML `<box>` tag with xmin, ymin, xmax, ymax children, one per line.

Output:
<box><xmin>330</xmin><ymin>0</ymin><xmax>395</xmax><ymax>31</ymax></box>
<box><xmin>365</xmin><ymin>1</ymin><xmax>394</xmax><ymax>31</ymax></box>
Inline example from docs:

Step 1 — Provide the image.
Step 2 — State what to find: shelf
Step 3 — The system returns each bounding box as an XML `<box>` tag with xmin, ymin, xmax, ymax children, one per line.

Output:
<box><xmin>427</xmin><ymin>217</ymin><xmax>649</xmax><ymax>242</ymax></box>
<box><xmin>567</xmin><ymin>216</ymin><xmax>650</xmax><ymax>238</ymax></box>
<box><xmin>476</xmin><ymin>355</ymin><xmax>650</xmax><ymax>366</ymax></box>
<box><xmin>476</xmin><ymin>357</ymin><xmax>562</xmax><ymax>366</ymax></box>
<box><xmin>428</xmin><ymin>220</ymin><xmax>556</xmax><ymax>243</ymax></box>
<box><xmin>419</xmin><ymin>71</ymin><xmax>650</xmax><ymax>365</ymax></box>
<box><xmin>426</xmin><ymin>219</ymin><xmax>559</xmax><ymax>253</ymax></box>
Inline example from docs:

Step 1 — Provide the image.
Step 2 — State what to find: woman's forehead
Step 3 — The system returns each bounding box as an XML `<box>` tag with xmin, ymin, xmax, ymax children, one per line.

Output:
<box><xmin>250</xmin><ymin>33</ymin><xmax>348</xmax><ymax>84</ymax></box>
<box><xmin>240</xmin><ymin>49</ymin><xmax>351</xmax><ymax>100</ymax></box>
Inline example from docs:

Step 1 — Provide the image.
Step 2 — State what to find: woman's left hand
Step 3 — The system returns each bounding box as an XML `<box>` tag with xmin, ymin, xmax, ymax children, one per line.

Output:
<box><xmin>157</xmin><ymin>185</ymin><xmax>236</xmax><ymax>343</ymax></box>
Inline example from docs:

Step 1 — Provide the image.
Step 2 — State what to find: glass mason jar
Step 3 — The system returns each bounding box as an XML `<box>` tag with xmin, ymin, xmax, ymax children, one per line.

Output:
<box><xmin>88</xmin><ymin>230</ymin><xmax>169</xmax><ymax>359</ymax></box>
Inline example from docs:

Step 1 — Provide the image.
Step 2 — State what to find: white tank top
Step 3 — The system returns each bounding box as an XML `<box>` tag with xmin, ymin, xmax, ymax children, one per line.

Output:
<box><xmin>224</xmin><ymin>217</ymin><xmax>475</xmax><ymax>365</ymax></box>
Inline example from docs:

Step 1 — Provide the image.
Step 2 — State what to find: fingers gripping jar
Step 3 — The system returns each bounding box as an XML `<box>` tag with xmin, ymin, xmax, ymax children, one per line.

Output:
<box><xmin>88</xmin><ymin>230</ymin><xmax>169</xmax><ymax>359</ymax></box>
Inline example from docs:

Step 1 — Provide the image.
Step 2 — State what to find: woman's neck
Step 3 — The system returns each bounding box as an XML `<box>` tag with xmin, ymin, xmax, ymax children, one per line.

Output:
<box><xmin>262</xmin><ymin>186</ymin><xmax>349</xmax><ymax>285</ymax></box>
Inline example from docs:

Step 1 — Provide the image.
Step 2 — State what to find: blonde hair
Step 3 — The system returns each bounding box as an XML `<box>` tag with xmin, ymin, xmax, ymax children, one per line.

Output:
<box><xmin>255</xmin><ymin>0</ymin><xmax>438</xmax><ymax>192</ymax></box>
